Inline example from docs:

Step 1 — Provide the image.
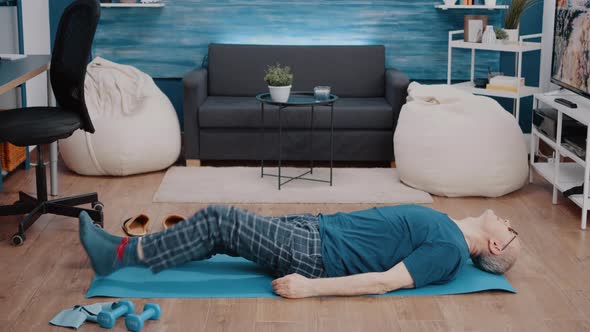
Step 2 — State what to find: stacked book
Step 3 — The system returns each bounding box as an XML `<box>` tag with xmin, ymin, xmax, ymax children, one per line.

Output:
<box><xmin>486</xmin><ymin>76</ymin><xmax>525</xmax><ymax>93</ymax></box>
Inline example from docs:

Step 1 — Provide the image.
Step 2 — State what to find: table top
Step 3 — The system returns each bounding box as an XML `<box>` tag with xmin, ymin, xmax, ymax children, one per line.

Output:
<box><xmin>256</xmin><ymin>91</ymin><xmax>338</xmax><ymax>106</ymax></box>
<box><xmin>0</xmin><ymin>54</ymin><xmax>51</xmax><ymax>95</ymax></box>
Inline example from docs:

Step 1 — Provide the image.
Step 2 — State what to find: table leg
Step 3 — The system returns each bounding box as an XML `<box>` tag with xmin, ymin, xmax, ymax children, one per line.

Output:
<box><xmin>260</xmin><ymin>102</ymin><xmax>264</xmax><ymax>178</ymax></box>
<box><xmin>330</xmin><ymin>103</ymin><xmax>334</xmax><ymax>186</ymax></box>
<box><xmin>278</xmin><ymin>106</ymin><xmax>282</xmax><ymax>190</ymax></box>
<box><xmin>310</xmin><ymin>105</ymin><xmax>314</xmax><ymax>174</ymax></box>
<box><xmin>47</xmin><ymin>70</ymin><xmax>58</xmax><ymax>196</ymax></box>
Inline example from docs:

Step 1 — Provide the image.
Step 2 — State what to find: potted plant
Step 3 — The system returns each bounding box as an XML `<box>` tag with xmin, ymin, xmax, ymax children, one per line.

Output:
<box><xmin>264</xmin><ymin>63</ymin><xmax>293</xmax><ymax>103</ymax></box>
<box><xmin>495</xmin><ymin>27</ymin><xmax>508</xmax><ymax>40</ymax></box>
<box><xmin>503</xmin><ymin>0</ymin><xmax>540</xmax><ymax>42</ymax></box>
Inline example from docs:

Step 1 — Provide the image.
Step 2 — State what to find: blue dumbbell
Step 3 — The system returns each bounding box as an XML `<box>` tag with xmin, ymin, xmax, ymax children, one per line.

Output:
<box><xmin>125</xmin><ymin>303</ymin><xmax>161</xmax><ymax>332</ymax></box>
<box><xmin>94</xmin><ymin>300</ymin><xmax>135</xmax><ymax>329</ymax></box>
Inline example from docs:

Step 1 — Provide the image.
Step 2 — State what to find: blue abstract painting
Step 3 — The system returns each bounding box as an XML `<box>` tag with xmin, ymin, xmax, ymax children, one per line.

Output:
<box><xmin>94</xmin><ymin>0</ymin><xmax>503</xmax><ymax>79</ymax></box>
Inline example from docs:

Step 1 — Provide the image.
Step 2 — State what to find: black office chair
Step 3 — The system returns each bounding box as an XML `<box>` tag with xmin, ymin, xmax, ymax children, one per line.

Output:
<box><xmin>0</xmin><ymin>0</ymin><xmax>103</xmax><ymax>246</ymax></box>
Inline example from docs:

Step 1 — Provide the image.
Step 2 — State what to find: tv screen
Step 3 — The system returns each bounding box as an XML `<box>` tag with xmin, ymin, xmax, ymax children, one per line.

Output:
<box><xmin>551</xmin><ymin>0</ymin><xmax>590</xmax><ymax>98</ymax></box>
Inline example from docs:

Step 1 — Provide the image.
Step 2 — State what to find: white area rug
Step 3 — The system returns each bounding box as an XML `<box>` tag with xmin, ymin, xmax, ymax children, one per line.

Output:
<box><xmin>153</xmin><ymin>167</ymin><xmax>432</xmax><ymax>204</ymax></box>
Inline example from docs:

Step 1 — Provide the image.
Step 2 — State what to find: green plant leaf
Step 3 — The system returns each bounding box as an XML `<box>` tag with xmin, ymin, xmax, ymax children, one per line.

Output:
<box><xmin>504</xmin><ymin>0</ymin><xmax>541</xmax><ymax>29</ymax></box>
<box><xmin>264</xmin><ymin>63</ymin><xmax>294</xmax><ymax>86</ymax></box>
<box><xmin>495</xmin><ymin>27</ymin><xmax>508</xmax><ymax>40</ymax></box>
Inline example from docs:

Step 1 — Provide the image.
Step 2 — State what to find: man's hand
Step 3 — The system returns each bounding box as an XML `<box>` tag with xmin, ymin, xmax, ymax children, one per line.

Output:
<box><xmin>272</xmin><ymin>273</ymin><xmax>315</xmax><ymax>299</ymax></box>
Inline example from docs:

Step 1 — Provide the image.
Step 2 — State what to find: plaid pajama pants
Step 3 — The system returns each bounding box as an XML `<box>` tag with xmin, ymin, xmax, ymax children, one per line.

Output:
<box><xmin>141</xmin><ymin>205</ymin><xmax>327</xmax><ymax>278</ymax></box>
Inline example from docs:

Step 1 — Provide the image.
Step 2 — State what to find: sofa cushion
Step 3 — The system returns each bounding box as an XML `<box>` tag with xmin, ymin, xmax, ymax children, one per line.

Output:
<box><xmin>208</xmin><ymin>44</ymin><xmax>385</xmax><ymax>98</ymax></box>
<box><xmin>199</xmin><ymin>96</ymin><xmax>393</xmax><ymax>130</ymax></box>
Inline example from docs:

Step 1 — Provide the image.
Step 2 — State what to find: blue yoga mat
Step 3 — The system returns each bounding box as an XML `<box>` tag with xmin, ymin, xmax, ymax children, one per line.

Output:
<box><xmin>86</xmin><ymin>255</ymin><xmax>515</xmax><ymax>298</ymax></box>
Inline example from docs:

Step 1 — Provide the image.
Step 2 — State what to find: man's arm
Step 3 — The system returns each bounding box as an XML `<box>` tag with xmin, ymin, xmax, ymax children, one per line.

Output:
<box><xmin>272</xmin><ymin>262</ymin><xmax>415</xmax><ymax>299</ymax></box>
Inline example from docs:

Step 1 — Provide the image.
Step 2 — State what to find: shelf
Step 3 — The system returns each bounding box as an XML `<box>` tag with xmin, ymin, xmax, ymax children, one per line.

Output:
<box><xmin>435</xmin><ymin>4</ymin><xmax>509</xmax><ymax>10</ymax></box>
<box><xmin>535</xmin><ymin>92</ymin><xmax>590</xmax><ymax>126</ymax></box>
<box><xmin>453</xmin><ymin>81</ymin><xmax>540</xmax><ymax>99</ymax></box>
<box><xmin>532</xmin><ymin>162</ymin><xmax>585</xmax><ymax>193</ymax></box>
<box><xmin>450</xmin><ymin>39</ymin><xmax>542</xmax><ymax>52</ymax></box>
<box><xmin>532</xmin><ymin>162</ymin><xmax>586</xmax><ymax>209</ymax></box>
<box><xmin>532</xmin><ymin>128</ymin><xmax>586</xmax><ymax>167</ymax></box>
<box><xmin>570</xmin><ymin>194</ymin><xmax>584</xmax><ymax>208</ymax></box>
<box><xmin>100</xmin><ymin>2</ymin><xmax>164</xmax><ymax>7</ymax></box>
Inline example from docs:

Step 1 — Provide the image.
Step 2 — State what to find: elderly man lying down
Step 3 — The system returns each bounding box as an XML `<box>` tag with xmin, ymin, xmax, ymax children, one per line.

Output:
<box><xmin>79</xmin><ymin>205</ymin><xmax>520</xmax><ymax>299</ymax></box>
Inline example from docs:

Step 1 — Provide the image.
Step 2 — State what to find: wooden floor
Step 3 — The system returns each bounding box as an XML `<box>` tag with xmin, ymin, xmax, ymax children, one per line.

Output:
<box><xmin>1</xmin><ymin>160</ymin><xmax>590</xmax><ymax>332</ymax></box>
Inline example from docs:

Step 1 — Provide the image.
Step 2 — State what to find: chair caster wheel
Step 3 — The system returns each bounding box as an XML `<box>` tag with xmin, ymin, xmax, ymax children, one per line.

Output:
<box><xmin>12</xmin><ymin>233</ymin><xmax>25</xmax><ymax>246</ymax></box>
<box><xmin>92</xmin><ymin>201</ymin><xmax>104</xmax><ymax>212</ymax></box>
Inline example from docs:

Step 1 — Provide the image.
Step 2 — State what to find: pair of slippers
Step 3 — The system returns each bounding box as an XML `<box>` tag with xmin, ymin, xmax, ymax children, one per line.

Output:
<box><xmin>122</xmin><ymin>214</ymin><xmax>185</xmax><ymax>237</ymax></box>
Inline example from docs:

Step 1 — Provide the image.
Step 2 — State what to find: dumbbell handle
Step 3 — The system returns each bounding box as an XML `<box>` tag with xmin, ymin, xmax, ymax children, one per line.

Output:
<box><xmin>110</xmin><ymin>305</ymin><xmax>130</xmax><ymax>317</ymax></box>
<box><xmin>136</xmin><ymin>307</ymin><xmax>156</xmax><ymax>320</ymax></box>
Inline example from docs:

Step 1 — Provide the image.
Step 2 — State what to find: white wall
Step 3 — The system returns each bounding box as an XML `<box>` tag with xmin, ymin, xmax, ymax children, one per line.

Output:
<box><xmin>0</xmin><ymin>2</ymin><xmax>51</xmax><ymax>109</ymax></box>
<box><xmin>540</xmin><ymin>0</ymin><xmax>557</xmax><ymax>92</ymax></box>
<box><xmin>0</xmin><ymin>7</ymin><xmax>19</xmax><ymax>109</ymax></box>
<box><xmin>21</xmin><ymin>0</ymin><xmax>51</xmax><ymax>107</ymax></box>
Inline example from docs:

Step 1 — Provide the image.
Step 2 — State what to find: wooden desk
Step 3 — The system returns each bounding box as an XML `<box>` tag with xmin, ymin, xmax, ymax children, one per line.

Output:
<box><xmin>0</xmin><ymin>54</ymin><xmax>59</xmax><ymax>195</ymax></box>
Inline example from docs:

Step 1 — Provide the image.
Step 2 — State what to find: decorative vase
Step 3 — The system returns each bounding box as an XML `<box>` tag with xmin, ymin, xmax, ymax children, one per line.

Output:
<box><xmin>504</xmin><ymin>28</ymin><xmax>519</xmax><ymax>42</ymax></box>
<box><xmin>482</xmin><ymin>25</ymin><xmax>497</xmax><ymax>44</ymax></box>
<box><xmin>484</xmin><ymin>0</ymin><xmax>496</xmax><ymax>6</ymax></box>
<box><xmin>269</xmin><ymin>85</ymin><xmax>292</xmax><ymax>103</ymax></box>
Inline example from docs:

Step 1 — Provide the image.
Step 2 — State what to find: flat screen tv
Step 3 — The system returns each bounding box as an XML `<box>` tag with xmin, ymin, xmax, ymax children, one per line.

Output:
<box><xmin>551</xmin><ymin>0</ymin><xmax>590</xmax><ymax>99</ymax></box>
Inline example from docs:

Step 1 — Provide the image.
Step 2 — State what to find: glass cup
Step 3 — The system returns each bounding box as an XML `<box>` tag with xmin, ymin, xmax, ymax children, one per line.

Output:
<box><xmin>314</xmin><ymin>86</ymin><xmax>331</xmax><ymax>101</ymax></box>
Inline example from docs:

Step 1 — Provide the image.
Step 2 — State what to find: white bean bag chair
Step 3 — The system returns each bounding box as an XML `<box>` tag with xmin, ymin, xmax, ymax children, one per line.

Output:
<box><xmin>60</xmin><ymin>57</ymin><xmax>181</xmax><ymax>176</ymax></box>
<box><xmin>393</xmin><ymin>82</ymin><xmax>528</xmax><ymax>197</ymax></box>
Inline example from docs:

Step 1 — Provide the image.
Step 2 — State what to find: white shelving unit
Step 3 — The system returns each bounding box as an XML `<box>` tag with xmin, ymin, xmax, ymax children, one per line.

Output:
<box><xmin>447</xmin><ymin>30</ymin><xmax>542</xmax><ymax>122</ymax></box>
<box><xmin>100</xmin><ymin>2</ymin><xmax>164</xmax><ymax>7</ymax></box>
<box><xmin>530</xmin><ymin>91</ymin><xmax>590</xmax><ymax>230</ymax></box>
<box><xmin>435</xmin><ymin>4</ymin><xmax>509</xmax><ymax>10</ymax></box>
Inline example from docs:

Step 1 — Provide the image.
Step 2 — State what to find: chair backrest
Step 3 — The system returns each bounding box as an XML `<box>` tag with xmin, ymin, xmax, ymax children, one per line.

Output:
<box><xmin>50</xmin><ymin>0</ymin><xmax>100</xmax><ymax>133</ymax></box>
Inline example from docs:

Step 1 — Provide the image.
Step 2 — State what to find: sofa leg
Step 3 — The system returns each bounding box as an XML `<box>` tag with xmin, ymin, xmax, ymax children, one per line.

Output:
<box><xmin>187</xmin><ymin>159</ymin><xmax>201</xmax><ymax>167</ymax></box>
<box><xmin>390</xmin><ymin>161</ymin><xmax>396</xmax><ymax>168</ymax></box>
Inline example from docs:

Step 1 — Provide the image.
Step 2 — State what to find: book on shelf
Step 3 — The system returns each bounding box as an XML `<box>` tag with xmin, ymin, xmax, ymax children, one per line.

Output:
<box><xmin>486</xmin><ymin>84</ymin><xmax>519</xmax><ymax>92</ymax></box>
<box><xmin>486</xmin><ymin>76</ymin><xmax>526</xmax><ymax>92</ymax></box>
<box><xmin>489</xmin><ymin>75</ymin><xmax>525</xmax><ymax>87</ymax></box>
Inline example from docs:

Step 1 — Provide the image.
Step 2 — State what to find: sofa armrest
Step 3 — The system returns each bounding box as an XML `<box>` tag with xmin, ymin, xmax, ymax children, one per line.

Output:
<box><xmin>386</xmin><ymin>69</ymin><xmax>410</xmax><ymax>162</ymax></box>
<box><xmin>183</xmin><ymin>68</ymin><xmax>208</xmax><ymax>160</ymax></box>
<box><xmin>385</xmin><ymin>69</ymin><xmax>410</xmax><ymax>114</ymax></box>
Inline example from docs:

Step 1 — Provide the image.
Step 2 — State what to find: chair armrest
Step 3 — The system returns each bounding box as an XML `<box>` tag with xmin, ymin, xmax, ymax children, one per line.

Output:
<box><xmin>183</xmin><ymin>68</ymin><xmax>208</xmax><ymax>160</ymax></box>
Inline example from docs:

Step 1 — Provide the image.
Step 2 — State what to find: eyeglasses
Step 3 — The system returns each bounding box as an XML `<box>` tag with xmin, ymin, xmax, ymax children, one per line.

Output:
<box><xmin>501</xmin><ymin>226</ymin><xmax>519</xmax><ymax>251</ymax></box>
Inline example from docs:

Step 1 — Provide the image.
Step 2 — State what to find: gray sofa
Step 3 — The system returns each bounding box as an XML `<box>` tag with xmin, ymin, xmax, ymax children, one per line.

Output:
<box><xmin>183</xmin><ymin>44</ymin><xmax>410</xmax><ymax>165</ymax></box>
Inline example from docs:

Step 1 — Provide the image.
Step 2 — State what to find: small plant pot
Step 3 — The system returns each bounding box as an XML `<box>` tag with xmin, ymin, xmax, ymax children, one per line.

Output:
<box><xmin>269</xmin><ymin>85</ymin><xmax>292</xmax><ymax>103</ymax></box>
<box><xmin>504</xmin><ymin>28</ymin><xmax>519</xmax><ymax>42</ymax></box>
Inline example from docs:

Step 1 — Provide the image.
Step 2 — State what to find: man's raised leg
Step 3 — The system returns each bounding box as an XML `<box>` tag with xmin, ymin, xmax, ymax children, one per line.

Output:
<box><xmin>80</xmin><ymin>205</ymin><xmax>324</xmax><ymax>278</ymax></box>
<box><xmin>140</xmin><ymin>205</ymin><xmax>324</xmax><ymax>278</ymax></box>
